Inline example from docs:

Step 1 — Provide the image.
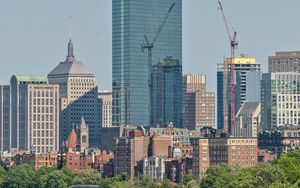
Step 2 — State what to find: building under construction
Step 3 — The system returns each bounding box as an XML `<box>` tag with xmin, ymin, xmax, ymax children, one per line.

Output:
<box><xmin>217</xmin><ymin>56</ymin><xmax>262</xmax><ymax>133</ymax></box>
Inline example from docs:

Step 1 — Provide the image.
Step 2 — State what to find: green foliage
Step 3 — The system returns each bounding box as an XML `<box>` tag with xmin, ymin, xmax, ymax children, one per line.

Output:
<box><xmin>38</xmin><ymin>170</ymin><xmax>72</xmax><ymax>188</ymax></box>
<box><xmin>6</xmin><ymin>164</ymin><xmax>37</xmax><ymax>188</ymax></box>
<box><xmin>182</xmin><ymin>174</ymin><xmax>196</xmax><ymax>186</ymax></box>
<box><xmin>200</xmin><ymin>164</ymin><xmax>237</xmax><ymax>188</ymax></box>
<box><xmin>73</xmin><ymin>169</ymin><xmax>101</xmax><ymax>185</ymax></box>
<box><xmin>273</xmin><ymin>150</ymin><xmax>300</xmax><ymax>184</ymax></box>
<box><xmin>0</xmin><ymin>166</ymin><xmax>7</xmax><ymax>187</ymax></box>
<box><xmin>1</xmin><ymin>150</ymin><xmax>300</xmax><ymax>188</ymax></box>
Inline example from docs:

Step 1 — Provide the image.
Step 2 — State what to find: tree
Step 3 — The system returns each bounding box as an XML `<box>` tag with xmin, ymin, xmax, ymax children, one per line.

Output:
<box><xmin>200</xmin><ymin>164</ymin><xmax>237</xmax><ymax>188</ymax></box>
<box><xmin>38</xmin><ymin>169</ymin><xmax>73</xmax><ymax>188</ymax></box>
<box><xmin>0</xmin><ymin>166</ymin><xmax>7</xmax><ymax>187</ymax></box>
<box><xmin>73</xmin><ymin>169</ymin><xmax>101</xmax><ymax>185</ymax></box>
<box><xmin>182</xmin><ymin>174</ymin><xmax>196</xmax><ymax>186</ymax></box>
<box><xmin>250</xmin><ymin>164</ymin><xmax>287</xmax><ymax>188</ymax></box>
<box><xmin>6</xmin><ymin>164</ymin><xmax>37</xmax><ymax>188</ymax></box>
<box><xmin>273</xmin><ymin>151</ymin><xmax>300</xmax><ymax>184</ymax></box>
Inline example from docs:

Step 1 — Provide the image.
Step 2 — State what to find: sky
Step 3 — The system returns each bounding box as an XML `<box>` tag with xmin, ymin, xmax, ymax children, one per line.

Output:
<box><xmin>1</xmin><ymin>1</ymin><xmax>300</xmax><ymax>92</ymax></box>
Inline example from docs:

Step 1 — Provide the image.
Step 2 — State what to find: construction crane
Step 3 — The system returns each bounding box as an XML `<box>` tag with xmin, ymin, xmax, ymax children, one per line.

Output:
<box><xmin>141</xmin><ymin>2</ymin><xmax>175</xmax><ymax>126</ymax></box>
<box><xmin>217</xmin><ymin>0</ymin><xmax>238</xmax><ymax>134</ymax></box>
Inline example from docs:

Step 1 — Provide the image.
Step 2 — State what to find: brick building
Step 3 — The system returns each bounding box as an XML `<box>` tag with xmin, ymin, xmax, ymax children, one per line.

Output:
<box><xmin>114</xmin><ymin>129</ymin><xmax>149</xmax><ymax>177</ymax></box>
<box><xmin>191</xmin><ymin>133</ymin><xmax>258</xmax><ymax>179</ymax></box>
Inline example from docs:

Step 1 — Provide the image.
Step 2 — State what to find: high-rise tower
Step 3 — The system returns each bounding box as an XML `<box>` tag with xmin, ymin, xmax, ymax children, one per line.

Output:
<box><xmin>48</xmin><ymin>39</ymin><xmax>100</xmax><ymax>148</ymax></box>
<box><xmin>112</xmin><ymin>0</ymin><xmax>182</xmax><ymax>127</ymax></box>
<box><xmin>151</xmin><ymin>58</ymin><xmax>182</xmax><ymax>127</ymax></box>
<box><xmin>217</xmin><ymin>56</ymin><xmax>261</xmax><ymax>132</ymax></box>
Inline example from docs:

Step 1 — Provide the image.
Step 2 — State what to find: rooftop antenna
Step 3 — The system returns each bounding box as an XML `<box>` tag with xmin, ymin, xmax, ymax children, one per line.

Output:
<box><xmin>69</xmin><ymin>15</ymin><xmax>73</xmax><ymax>39</ymax></box>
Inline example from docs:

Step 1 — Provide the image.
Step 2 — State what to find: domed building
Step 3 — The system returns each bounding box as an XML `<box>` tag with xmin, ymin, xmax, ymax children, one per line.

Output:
<box><xmin>66</xmin><ymin>129</ymin><xmax>77</xmax><ymax>150</ymax></box>
<box><xmin>48</xmin><ymin>39</ymin><xmax>100</xmax><ymax>148</ymax></box>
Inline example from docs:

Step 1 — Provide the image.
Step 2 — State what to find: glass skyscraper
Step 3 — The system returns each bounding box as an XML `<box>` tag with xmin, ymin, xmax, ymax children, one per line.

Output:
<box><xmin>151</xmin><ymin>58</ymin><xmax>182</xmax><ymax>127</ymax></box>
<box><xmin>112</xmin><ymin>0</ymin><xmax>182</xmax><ymax>126</ymax></box>
<box><xmin>217</xmin><ymin>57</ymin><xmax>261</xmax><ymax>131</ymax></box>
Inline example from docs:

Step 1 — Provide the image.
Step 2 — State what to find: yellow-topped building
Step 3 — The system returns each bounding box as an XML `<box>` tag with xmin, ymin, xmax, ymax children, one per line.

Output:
<box><xmin>225</xmin><ymin>57</ymin><xmax>256</xmax><ymax>64</ymax></box>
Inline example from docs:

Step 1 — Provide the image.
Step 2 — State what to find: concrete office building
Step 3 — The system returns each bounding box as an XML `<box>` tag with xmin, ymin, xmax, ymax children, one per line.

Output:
<box><xmin>0</xmin><ymin>85</ymin><xmax>10</xmax><ymax>151</ymax></box>
<box><xmin>48</xmin><ymin>39</ymin><xmax>100</xmax><ymax>148</ymax></box>
<box><xmin>217</xmin><ymin>57</ymin><xmax>261</xmax><ymax>132</ymax></box>
<box><xmin>269</xmin><ymin>51</ymin><xmax>300</xmax><ymax>73</ymax></box>
<box><xmin>183</xmin><ymin>74</ymin><xmax>215</xmax><ymax>130</ymax></box>
<box><xmin>261</xmin><ymin>72</ymin><xmax>300</xmax><ymax>129</ymax></box>
<box><xmin>9</xmin><ymin>75</ymin><xmax>59</xmax><ymax>153</ymax></box>
<box><xmin>98</xmin><ymin>92</ymin><xmax>112</xmax><ymax>128</ymax></box>
<box><xmin>151</xmin><ymin>58</ymin><xmax>182</xmax><ymax>127</ymax></box>
<box><xmin>234</xmin><ymin>102</ymin><xmax>261</xmax><ymax>137</ymax></box>
<box><xmin>112</xmin><ymin>0</ymin><xmax>182</xmax><ymax>127</ymax></box>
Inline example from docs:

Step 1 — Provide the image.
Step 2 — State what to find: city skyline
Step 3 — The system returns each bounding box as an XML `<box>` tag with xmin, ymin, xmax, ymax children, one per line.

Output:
<box><xmin>1</xmin><ymin>1</ymin><xmax>300</xmax><ymax>92</ymax></box>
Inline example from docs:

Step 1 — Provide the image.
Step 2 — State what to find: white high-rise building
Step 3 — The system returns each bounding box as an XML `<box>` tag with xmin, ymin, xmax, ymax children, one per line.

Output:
<box><xmin>98</xmin><ymin>92</ymin><xmax>112</xmax><ymax>128</ymax></box>
<box><xmin>261</xmin><ymin>72</ymin><xmax>300</xmax><ymax>129</ymax></box>
<box><xmin>48</xmin><ymin>39</ymin><xmax>100</xmax><ymax>148</ymax></box>
<box><xmin>9</xmin><ymin>75</ymin><xmax>59</xmax><ymax>153</ymax></box>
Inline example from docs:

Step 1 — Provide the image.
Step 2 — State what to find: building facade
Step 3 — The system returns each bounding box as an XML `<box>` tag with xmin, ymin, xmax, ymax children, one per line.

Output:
<box><xmin>139</xmin><ymin>156</ymin><xmax>165</xmax><ymax>181</ymax></box>
<box><xmin>217</xmin><ymin>57</ymin><xmax>261</xmax><ymax>133</ymax></box>
<box><xmin>149</xmin><ymin>123</ymin><xmax>192</xmax><ymax>156</ymax></box>
<box><xmin>0</xmin><ymin>85</ymin><xmax>10</xmax><ymax>151</ymax></box>
<box><xmin>112</xmin><ymin>0</ymin><xmax>182</xmax><ymax>127</ymax></box>
<box><xmin>234</xmin><ymin>102</ymin><xmax>261</xmax><ymax>137</ymax></box>
<box><xmin>48</xmin><ymin>39</ymin><xmax>100</xmax><ymax>148</ymax></box>
<box><xmin>269</xmin><ymin>51</ymin><xmax>300</xmax><ymax>73</ymax></box>
<box><xmin>98</xmin><ymin>92</ymin><xmax>112</xmax><ymax>128</ymax></box>
<box><xmin>258</xmin><ymin>125</ymin><xmax>300</xmax><ymax>156</ymax></box>
<box><xmin>191</xmin><ymin>135</ymin><xmax>258</xmax><ymax>179</ymax></box>
<box><xmin>183</xmin><ymin>74</ymin><xmax>215</xmax><ymax>130</ymax></box>
<box><xmin>9</xmin><ymin>75</ymin><xmax>59</xmax><ymax>153</ymax></box>
<box><xmin>151</xmin><ymin>58</ymin><xmax>182</xmax><ymax>127</ymax></box>
<box><xmin>26</xmin><ymin>84</ymin><xmax>60</xmax><ymax>153</ymax></box>
<box><xmin>114</xmin><ymin>130</ymin><xmax>149</xmax><ymax>177</ymax></box>
<box><xmin>261</xmin><ymin>72</ymin><xmax>300</xmax><ymax>129</ymax></box>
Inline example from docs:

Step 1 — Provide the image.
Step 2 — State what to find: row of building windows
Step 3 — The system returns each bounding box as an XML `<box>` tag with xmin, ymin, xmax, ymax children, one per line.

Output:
<box><xmin>33</xmin><ymin>130</ymin><xmax>54</xmax><ymax>137</ymax></box>
<box><xmin>32</xmin><ymin>91</ymin><xmax>55</xmax><ymax>97</ymax></box>
<box><xmin>33</xmin><ymin>122</ymin><xmax>54</xmax><ymax>129</ymax></box>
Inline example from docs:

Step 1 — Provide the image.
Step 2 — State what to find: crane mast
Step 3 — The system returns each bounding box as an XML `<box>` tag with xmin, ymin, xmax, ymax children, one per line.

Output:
<box><xmin>218</xmin><ymin>0</ymin><xmax>238</xmax><ymax>134</ymax></box>
<box><xmin>141</xmin><ymin>2</ymin><xmax>175</xmax><ymax>126</ymax></box>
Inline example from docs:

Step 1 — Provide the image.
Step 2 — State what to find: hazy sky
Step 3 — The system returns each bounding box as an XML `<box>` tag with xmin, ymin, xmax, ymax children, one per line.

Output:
<box><xmin>1</xmin><ymin>1</ymin><xmax>300</xmax><ymax>92</ymax></box>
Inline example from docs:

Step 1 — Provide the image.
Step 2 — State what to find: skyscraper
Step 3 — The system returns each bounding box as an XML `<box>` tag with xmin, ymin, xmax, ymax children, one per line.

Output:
<box><xmin>261</xmin><ymin>72</ymin><xmax>300</xmax><ymax>129</ymax></box>
<box><xmin>48</xmin><ymin>39</ymin><xmax>100</xmax><ymax>148</ymax></box>
<box><xmin>151</xmin><ymin>58</ymin><xmax>182</xmax><ymax>127</ymax></box>
<box><xmin>217</xmin><ymin>56</ymin><xmax>261</xmax><ymax>132</ymax></box>
<box><xmin>9</xmin><ymin>75</ymin><xmax>59</xmax><ymax>153</ymax></box>
<box><xmin>269</xmin><ymin>51</ymin><xmax>300</xmax><ymax>73</ymax></box>
<box><xmin>112</xmin><ymin>0</ymin><xmax>182</xmax><ymax>127</ymax></box>
<box><xmin>0</xmin><ymin>85</ymin><xmax>10</xmax><ymax>151</ymax></box>
<box><xmin>183</xmin><ymin>74</ymin><xmax>215</xmax><ymax>130</ymax></box>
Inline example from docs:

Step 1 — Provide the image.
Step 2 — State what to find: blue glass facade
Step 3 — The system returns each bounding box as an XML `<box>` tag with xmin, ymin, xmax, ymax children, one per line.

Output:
<box><xmin>217</xmin><ymin>71</ymin><xmax>224</xmax><ymax>129</ymax></box>
<box><xmin>112</xmin><ymin>0</ymin><xmax>182</xmax><ymax>126</ymax></box>
<box><xmin>151</xmin><ymin>58</ymin><xmax>182</xmax><ymax>127</ymax></box>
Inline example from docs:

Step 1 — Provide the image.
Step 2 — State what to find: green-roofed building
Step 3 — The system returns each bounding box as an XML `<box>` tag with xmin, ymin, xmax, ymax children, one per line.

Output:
<box><xmin>7</xmin><ymin>75</ymin><xmax>60</xmax><ymax>153</ymax></box>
